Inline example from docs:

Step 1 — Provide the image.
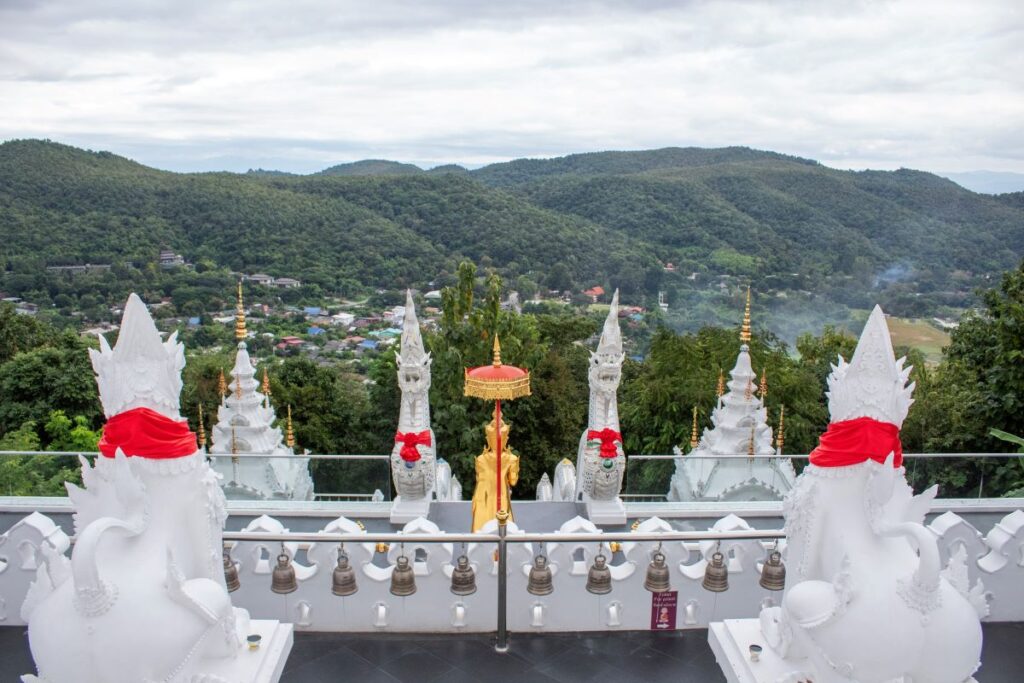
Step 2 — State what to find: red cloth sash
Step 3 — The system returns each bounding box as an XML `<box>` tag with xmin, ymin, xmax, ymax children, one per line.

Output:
<box><xmin>587</xmin><ymin>428</ymin><xmax>622</xmax><ymax>459</ymax></box>
<box><xmin>809</xmin><ymin>417</ymin><xmax>903</xmax><ymax>468</ymax></box>
<box><xmin>395</xmin><ymin>430</ymin><xmax>431</xmax><ymax>463</ymax></box>
<box><xmin>98</xmin><ymin>407</ymin><xmax>198</xmax><ymax>459</ymax></box>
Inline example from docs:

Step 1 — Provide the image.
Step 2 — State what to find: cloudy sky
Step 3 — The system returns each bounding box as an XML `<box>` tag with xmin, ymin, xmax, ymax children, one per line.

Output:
<box><xmin>1</xmin><ymin>0</ymin><xmax>1022</xmax><ymax>174</ymax></box>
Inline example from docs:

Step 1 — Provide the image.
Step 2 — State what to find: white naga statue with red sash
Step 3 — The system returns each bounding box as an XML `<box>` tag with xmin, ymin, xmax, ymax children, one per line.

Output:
<box><xmin>755</xmin><ymin>305</ymin><xmax>985</xmax><ymax>683</ymax></box>
<box><xmin>21</xmin><ymin>294</ymin><xmax>257</xmax><ymax>682</ymax></box>
<box><xmin>575</xmin><ymin>290</ymin><xmax>627</xmax><ymax>524</ymax></box>
<box><xmin>390</xmin><ymin>290</ymin><xmax>438</xmax><ymax>522</ymax></box>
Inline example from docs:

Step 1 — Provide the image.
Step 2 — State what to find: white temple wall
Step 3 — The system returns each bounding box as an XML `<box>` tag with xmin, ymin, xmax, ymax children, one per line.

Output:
<box><xmin>2</xmin><ymin>506</ymin><xmax>1022</xmax><ymax>632</ymax></box>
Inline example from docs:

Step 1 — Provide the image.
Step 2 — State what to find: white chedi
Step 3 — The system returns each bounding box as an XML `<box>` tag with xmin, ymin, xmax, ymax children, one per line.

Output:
<box><xmin>208</xmin><ymin>341</ymin><xmax>313</xmax><ymax>501</ymax></box>
<box><xmin>22</xmin><ymin>294</ymin><xmax>251</xmax><ymax>683</ymax></box>
<box><xmin>759</xmin><ymin>305</ymin><xmax>984</xmax><ymax>683</ymax></box>
<box><xmin>668</xmin><ymin>336</ymin><xmax>795</xmax><ymax>502</ymax></box>
<box><xmin>575</xmin><ymin>290</ymin><xmax>627</xmax><ymax>523</ymax></box>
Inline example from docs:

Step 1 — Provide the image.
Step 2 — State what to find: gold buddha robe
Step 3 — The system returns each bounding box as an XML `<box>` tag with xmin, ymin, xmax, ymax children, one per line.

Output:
<box><xmin>470</xmin><ymin>416</ymin><xmax>520</xmax><ymax>532</ymax></box>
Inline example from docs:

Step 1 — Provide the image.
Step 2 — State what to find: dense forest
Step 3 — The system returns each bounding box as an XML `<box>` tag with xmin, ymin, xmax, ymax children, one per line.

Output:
<box><xmin>2</xmin><ymin>259</ymin><xmax>1023</xmax><ymax>501</ymax></box>
<box><xmin>2</xmin><ymin>140</ymin><xmax>1022</xmax><ymax>331</ymax></box>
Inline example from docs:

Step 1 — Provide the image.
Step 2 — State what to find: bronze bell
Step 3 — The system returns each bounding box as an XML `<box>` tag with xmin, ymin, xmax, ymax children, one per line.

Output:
<box><xmin>390</xmin><ymin>555</ymin><xmax>416</xmax><ymax>597</ymax></box>
<box><xmin>527</xmin><ymin>554</ymin><xmax>554</xmax><ymax>596</ymax></box>
<box><xmin>332</xmin><ymin>553</ymin><xmax>358</xmax><ymax>597</ymax></box>
<box><xmin>223</xmin><ymin>550</ymin><xmax>240</xmax><ymax>593</ymax></box>
<box><xmin>759</xmin><ymin>550</ymin><xmax>786</xmax><ymax>592</ymax></box>
<box><xmin>271</xmin><ymin>552</ymin><xmax>298</xmax><ymax>594</ymax></box>
<box><xmin>702</xmin><ymin>551</ymin><xmax>729</xmax><ymax>593</ymax></box>
<box><xmin>586</xmin><ymin>553</ymin><xmax>612</xmax><ymax>595</ymax></box>
<box><xmin>450</xmin><ymin>555</ymin><xmax>477</xmax><ymax>596</ymax></box>
<box><xmin>644</xmin><ymin>551</ymin><xmax>671</xmax><ymax>593</ymax></box>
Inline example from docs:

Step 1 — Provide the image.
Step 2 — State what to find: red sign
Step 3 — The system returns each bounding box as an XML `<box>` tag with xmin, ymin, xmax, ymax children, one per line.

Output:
<box><xmin>650</xmin><ymin>590</ymin><xmax>678</xmax><ymax>630</ymax></box>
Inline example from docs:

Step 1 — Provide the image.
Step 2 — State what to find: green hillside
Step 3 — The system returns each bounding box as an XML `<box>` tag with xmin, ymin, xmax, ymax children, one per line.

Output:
<box><xmin>1</xmin><ymin>139</ymin><xmax>1022</xmax><ymax>325</ymax></box>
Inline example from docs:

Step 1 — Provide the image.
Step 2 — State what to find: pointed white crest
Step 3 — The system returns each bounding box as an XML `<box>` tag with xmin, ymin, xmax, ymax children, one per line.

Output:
<box><xmin>397</xmin><ymin>290</ymin><xmax>429</xmax><ymax>368</ymax></box>
<box><xmin>596</xmin><ymin>289</ymin><xmax>622</xmax><ymax>357</ymax></box>
<box><xmin>89</xmin><ymin>293</ymin><xmax>185</xmax><ymax>419</ymax></box>
<box><xmin>826</xmin><ymin>305</ymin><xmax>914</xmax><ymax>426</ymax></box>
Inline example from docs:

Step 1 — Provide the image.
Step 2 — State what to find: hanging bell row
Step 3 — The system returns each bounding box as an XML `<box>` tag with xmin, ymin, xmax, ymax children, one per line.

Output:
<box><xmin>332</xmin><ymin>550</ymin><xmax>358</xmax><ymax>597</ymax></box>
<box><xmin>527</xmin><ymin>554</ymin><xmax>554</xmax><ymax>596</ymax></box>
<box><xmin>644</xmin><ymin>551</ymin><xmax>671</xmax><ymax>593</ymax></box>
<box><xmin>390</xmin><ymin>555</ymin><xmax>417</xmax><ymax>596</ymax></box>
<box><xmin>450</xmin><ymin>555</ymin><xmax>477</xmax><ymax>596</ymax></box>
<box><xmin>271</xmin><ymin>550</ymin><xmax>298</xmax><ymax>594</ymax></box>
<box><xmin>759</xmin><ymin>550</ymin><xmax>786</xmax><ymax>591</ymax></box>
<box><xmin>585</xmin><ymin>553</ymin><xmax>612</xmax><ymax>595</ymax></box>
<box><xmin>223</xmin><ymin>549</ymin><xmax>240</xmax><ymax>593</ymax></box>
<box><xmin>702</xmin><ymin>551</ymin><xmax>729</xmax><ymax>593</ymax></box>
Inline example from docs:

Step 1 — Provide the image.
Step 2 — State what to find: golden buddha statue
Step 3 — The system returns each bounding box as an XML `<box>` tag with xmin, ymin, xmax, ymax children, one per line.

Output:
<box><xmin>470</xmin><ymin>409</ymin><xmax>520</xmax><ymax>532</ymax></box>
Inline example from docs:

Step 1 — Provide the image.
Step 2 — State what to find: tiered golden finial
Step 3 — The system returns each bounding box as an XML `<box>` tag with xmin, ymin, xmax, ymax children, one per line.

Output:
<box><xmin>748</xmin><ymin>423</ymin><xmax>756</xmax><ymax>458</ymax></box>
<box><xmin>716</xmin><ymin>368</ymin><xmax>725</xmax><ymax>397</ymax></box>
<box><xmin>760</xmin><ymin>368</ymin><xmax>768</xmax><ymax>399</ymax></box>
<box><xmin>231</xmin><ymin>426</ymin><xmax>239</xmax><ymax>464</ymax></box>
<box><xmin>740</xmin><ymin>286</ymin><xmax>752</xmax><ymax>343</ymax></box>
<box><xmin>744</xmin><ymin>377</ymin><xmax>753</xmax><ymax>401</ymax></box>
<box><xmin>285</xmin><ymin>405</ymin><xmax>296</xmax><ymax>448</ymax></box>
<box><xmin>218</xmin><ymin>369</ymin><xmax>228</xmax><ymax>400</ymax></box>
<box><xmin>234</xmin><ymin>281</ymin><xmax>247</xmax><ymax>341</ymax></box>
<box><xmin>492</xmin><ymin>334</ymin><xmax>502</xmax><ymax>366</ymax></box>
<box><xmin>197</xmin><ymin>403</ymin><xmax>206</xmax><ymax>447</ymax></box>
<box><xmin>235</xmin><ymin>373</ymin><xmax>242</xmax><ymax>400</ymax></box>
<box><xmin>261</xmin><ymin>367</ymin><xmax>271</xmax><ymax>397</ymax></box>
<box><xmin>689</xmin><ymin>406</ymin><xmax>700</xmax><ymax>450</ymax></box>
<box><xmin>775</xmin><ymin>405</ymin><xmax>785</xmax><ymax>453</ymax></box>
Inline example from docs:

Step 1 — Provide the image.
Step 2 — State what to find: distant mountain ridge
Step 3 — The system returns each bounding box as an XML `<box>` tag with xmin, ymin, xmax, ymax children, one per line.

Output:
<box><xmin>0</xmin><ymin>139</ymin><xmax>1021</xmax><ymax>318</ymax></box>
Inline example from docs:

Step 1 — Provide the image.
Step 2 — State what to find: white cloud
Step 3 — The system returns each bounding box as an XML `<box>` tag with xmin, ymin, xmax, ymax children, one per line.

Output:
<box><xmin>0</xmin><ymin>0</ymin><xmax>1021</xmax><ymax>172</ymax></box>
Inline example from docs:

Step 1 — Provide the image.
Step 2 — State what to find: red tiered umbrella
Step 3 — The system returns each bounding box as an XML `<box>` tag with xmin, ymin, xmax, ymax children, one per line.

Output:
<box><xmin>464</xmin><ymin>335</ymin><xmax>530</xmax><ymax>521</ymax></box>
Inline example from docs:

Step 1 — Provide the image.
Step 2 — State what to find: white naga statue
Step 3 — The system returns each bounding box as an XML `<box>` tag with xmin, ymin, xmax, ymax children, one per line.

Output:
<box><xmin>574</xmin><ymin>290</ymin><xmax>627</xmax><ymax>524</ymax></box>
<box><xmin>21</xmin><ymin>294</ymin><xmax>283</xmax><ymax>682</ymax></box>
<box><xmin>740</xmin><ymin>306</ymin><xmax>985</xmax><ymax>683</ymax></box>
<box><xmin>390</xmin><ymin>291</ymin><xmax>439</xmax><ymax>522</ymax></box>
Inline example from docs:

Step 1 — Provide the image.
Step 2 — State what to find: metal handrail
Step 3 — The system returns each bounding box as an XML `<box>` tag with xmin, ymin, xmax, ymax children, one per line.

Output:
<box><xmin>219</xmin><ymin>529</ymin><xmax>784</xmax><ymax>545</ymax></box>
<box><xmin>0</xmin><ymin>449</ymin><xmax>1018</xmax><ymax>460</ymax></box>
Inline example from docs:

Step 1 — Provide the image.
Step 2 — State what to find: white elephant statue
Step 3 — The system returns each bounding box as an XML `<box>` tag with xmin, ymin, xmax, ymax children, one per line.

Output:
<box><xmin>760</xmin><ymin>306</ymin><xmax>985</xmax><ymax>683</ymax></box>
<box><xmin>21</xmin><ymin>294</ymin><xmax>248</xmax><ymax>683</ymax></box>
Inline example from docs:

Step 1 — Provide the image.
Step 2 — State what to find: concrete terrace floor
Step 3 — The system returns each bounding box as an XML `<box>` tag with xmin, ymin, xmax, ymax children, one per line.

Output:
<box><xmin>2</xmin><ymin>623</ymin><xmax>1022</xmax><ymax>682</ymax></box>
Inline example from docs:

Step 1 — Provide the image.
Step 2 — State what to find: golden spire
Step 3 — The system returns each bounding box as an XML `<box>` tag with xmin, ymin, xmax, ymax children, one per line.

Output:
<box><xmin>689</xmin><ymin>406</ymin><xmax>699</xmax><ymax>450</ymax></box>
<box><xmin>235</xmin><ymin>373</ymin><xmax>242</xmax><ymax>399</ymax></box>
<box><xmin>744</xmin><ymin>377</ymin><xmax>753</xmax><ymax>401</ymax></box>
<box><xmin>716</xmin><ymin>368</ymin><xmax>725</xmax><ymax>397</ymax></box>
<box><xmin>231</xmin><ymin>426</ymin><xmax>239</xmax><ymax>464</ymax></box>
<box><xmin>197</xmin><ymin>403</ymin><xmax>206</xmax><ymax>447</ymax></box>
<box><xmin>234</xmin><ymin>281</ymin><xmax>247</xmax><ymax>341</ymax></box>
<box><xmin>775</xmin><ymin>405</ymin><xmax>785</xmax><ymax>452</ymax></box>
<box><xmin>492</xmin><ymin>334</ymin><xmax>502</xmax><ymax>366</ymax></box>
<box><xmin>218</xmin><ymin>369</ymin><xmax>227</xmax><ymax>399</ymax></box>
<box><xmin>285</xmin><ymin>405</ymin><xmax>296</xmax><ymax>448</ymax></box>
<box><xmin>748</xmin><ymin>423</ymin><xmax>756</xmax><ymax>458</ymax></box>
<box><xmin>261</xmin><ymin>367</ymin><xmax>271</xmax><ymax>397</ymax></box>
<box><xmin>740</xmin><ymin>286</ymin><xmax>752</xmax><ymax>343</ymax></box>
<box><xmin>760</xmin><ymin>368</ymin><xmax>768</xmax><ymax>398</ymax></box>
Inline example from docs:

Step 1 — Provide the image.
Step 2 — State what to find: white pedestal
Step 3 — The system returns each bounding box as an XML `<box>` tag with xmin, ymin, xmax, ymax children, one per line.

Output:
<box><xmin>390</xmin><ymin>496</ymin><xmax>432</xmax><ymax>524</ymax></box>
<box><xmin>197</xmin><ymin>619</ymin><xmax>294</xmax><ymax>683</ymax></box>
<box><xmin>709</xmin><ymin>618</ymin><xmax>816</xmax><ymax>683</ymax></box>
<box><xmin>584</xmin><ymin>496</ymin><xmax>626</xmax><ymax>525</ymax></box>
<box><xmin>708</xmin><ymin>619</ymin><xmax>977</xmax><ymax>683</ymax></box>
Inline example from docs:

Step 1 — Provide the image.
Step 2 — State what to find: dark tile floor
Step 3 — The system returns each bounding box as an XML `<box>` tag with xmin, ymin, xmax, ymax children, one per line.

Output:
<box><xmin>2</xmin><ymin>623</ymin><xmax>1021</xmax><ymax>682</ymax></box>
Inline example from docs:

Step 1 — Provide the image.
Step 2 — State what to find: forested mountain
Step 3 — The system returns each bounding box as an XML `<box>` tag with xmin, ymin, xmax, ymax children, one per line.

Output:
<box><xmin>1</xmin><ymin>139</ymin><xmax>1022</xmax><ymax>317</ymax></box>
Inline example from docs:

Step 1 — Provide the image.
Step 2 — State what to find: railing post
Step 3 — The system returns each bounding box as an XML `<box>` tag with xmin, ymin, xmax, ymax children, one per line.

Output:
<box><xmin>495</xmin><ymin>509</ymin><xmax>509</xmax><ymax>653</ymax></box>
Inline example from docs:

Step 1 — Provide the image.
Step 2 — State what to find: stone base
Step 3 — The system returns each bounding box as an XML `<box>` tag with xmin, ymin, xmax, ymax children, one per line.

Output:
<box><xmin>707</xmin><ymin>619</ymin><xmax>978</xmax><ymax>683</ymax></box>
<box><xmin>390</xmin><ymin>496</ymin><xmax>432</xmax><ymax>524</ymax></box>
<box><xmin>197</xmin><ymin>619</ymin><xmax>294</xmax><ymax>683</ymax></box>
<box><xmin>584</xmin><ymin>497</ymin><xmax>626</xmax><ymax>525</ymax></box>
<box><xmin>709</xmin><ymin>618</ymin><xmax>816</xmax><ymax>683</ymax></box>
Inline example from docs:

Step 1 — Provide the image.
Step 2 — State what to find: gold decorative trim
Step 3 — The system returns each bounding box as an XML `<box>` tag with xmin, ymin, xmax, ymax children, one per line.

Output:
<box><xmin>463</xmin><ymin>372</ymin><xmax>532</xmax><ymax>400</ymax></box>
